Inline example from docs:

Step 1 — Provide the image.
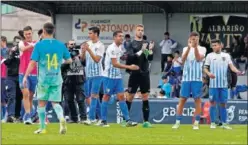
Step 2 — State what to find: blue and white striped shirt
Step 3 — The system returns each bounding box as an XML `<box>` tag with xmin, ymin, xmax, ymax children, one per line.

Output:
<box><xmin>103</xmin><ymin>43</ymin><xmax>123</xmax><ymax>79</ymax></box>
<box><xmin>182</xmin><ymin>46</ymin><xmax>206</xmax><ymax>82</ymax></box>
<box><xmin>85</xmin><ymin>40</ymin><xmax>105</xmax><ymax>78</ymax></box>
<box><xmin>205</xmin><ymin>52</ymin><xmax>232</xmax><ymax>88</ymax></box>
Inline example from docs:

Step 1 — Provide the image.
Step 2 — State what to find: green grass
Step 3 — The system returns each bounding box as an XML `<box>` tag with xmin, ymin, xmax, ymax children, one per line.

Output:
<box><xmin>2</xmin><ymin>124</ymin><xmax>247</xmax><ymax>144</ymax></box>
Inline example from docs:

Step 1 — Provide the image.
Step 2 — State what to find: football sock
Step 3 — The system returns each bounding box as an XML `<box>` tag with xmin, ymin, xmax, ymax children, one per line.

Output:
<box><xmin>210</xmin><ymin>105</ymin><xmax>216</xmax><ymax>123</ymax></box>
<box><xmin>37</xmin><ymin>107</ymin><xmax>46</xmax><ymax>129</ymax></box>
<box><xmin>142</xmin><ymin>100</ymin><xmax>150</xmax><ymax>122</ymax></box>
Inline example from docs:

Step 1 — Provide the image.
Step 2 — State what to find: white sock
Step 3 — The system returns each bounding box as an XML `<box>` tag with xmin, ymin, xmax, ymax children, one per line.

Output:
<box><xmin>176</xmin><ymin>120</ymin><xmax>180</xmax><ymax>124</ymax></box>
<box><xmin>194</xmin><ymin>120</ymin><xmax>199</xmax><ymax>125</ymax></box>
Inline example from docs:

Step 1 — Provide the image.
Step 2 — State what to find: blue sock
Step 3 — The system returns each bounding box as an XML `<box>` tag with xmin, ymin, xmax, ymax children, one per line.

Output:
<box><xmin>96</xmin><ymin>99</ymin><xmax>101</xmax><ymax>119</ymax></box>
<box><xmin>89</xmin><ymin>97</ymin><xmax>97</xmax><ymax>120</ymax></box>
<box><xmin>101</xmin><ymin>101</ymin><xmax>108</xmax><ymax>121</ymax></box>
<box><xmin>220</xmin><ymin>106</ymin><xmax>227</xmax><ymax>123</ymax></box>
<box><xmin>119</xmin><ymin>101</ymin><xmax>130</xmax><ymax>121</ymax></box>
<box><xmin>230</xmin><ymin>89</ymin><xmax>235</xmax><ymax>99</ymax></box>
<box><xmin>1</xmin><ymin>106</ymin><xmax>6</xmax><ymax>120</ymax></box>
<box><xmin>210</xmin><ymin>105</ymin><xmax>216</xmax><ymax>123</ymax></box>
<box><xmin>195</xmin><ymin>115</ymin><xmax>201</xmax><ymax>122</ymax></box>
<box><xmin>176</xmin><ymin>115</ymin><xmax>182</xmax><ymax>121</ymax></box>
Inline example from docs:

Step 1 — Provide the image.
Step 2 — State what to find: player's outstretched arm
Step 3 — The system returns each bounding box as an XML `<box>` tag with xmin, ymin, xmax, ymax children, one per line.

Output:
<box><xmin>228</xmin><ymin>54</ymin><xmax>242</xmax><ymax>75</ymax></box>
<box><xmin>64</xmin><ymin>58</ymin><xmax>72</xmax><ymax>64</ymax></box>
<box><xmin>111</xmin><ymin>58</ymin><xmax>139</xmax><ymax>70</ymax></box>
<box><xmin>229</xmin><ymin>63</ymin><xmax>242</xmax><ymax>75</ymax></box>
<box><xmin>19</xmin><ymin>41</ymin><xmax>34</xmax><ymax>52</ymax></box>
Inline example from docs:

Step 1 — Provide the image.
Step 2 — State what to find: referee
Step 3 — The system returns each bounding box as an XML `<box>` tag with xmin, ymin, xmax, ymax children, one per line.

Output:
<box><xmin>125</xmin><ymin>24</ymin><xmax>154</xmax><ymax>128</ymax></box>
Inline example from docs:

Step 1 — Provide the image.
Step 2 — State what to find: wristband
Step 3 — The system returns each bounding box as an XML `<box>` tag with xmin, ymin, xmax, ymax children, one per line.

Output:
<box><xmin>136</xmin><ymin>50</ymin><xmax>143</xmax><ymax>56</ymax></box>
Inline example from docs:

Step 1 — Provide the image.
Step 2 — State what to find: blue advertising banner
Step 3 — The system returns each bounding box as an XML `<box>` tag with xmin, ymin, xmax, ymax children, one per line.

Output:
<box><xmin>46</xmin><ymin>99</ymin><xmax>247</xmax><ymax>124</ymax></box>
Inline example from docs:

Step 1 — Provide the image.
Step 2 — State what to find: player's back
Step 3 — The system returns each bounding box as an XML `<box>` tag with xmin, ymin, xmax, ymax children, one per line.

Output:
<box><xmin>34</xmin><ymin>38</ymin><xmax>69</xmax><ymax>86</ymax></box>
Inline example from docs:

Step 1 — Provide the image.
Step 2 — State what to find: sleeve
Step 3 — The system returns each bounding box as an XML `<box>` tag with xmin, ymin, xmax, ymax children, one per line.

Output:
<box><xmin>171</xmin><ymin>39</ymin><xmax>176</xmax><ymax>44</ymax></box>
<box><xmin>108</xmin><ymin>46</ymin><xmax>117</xmax><ymax>59</ymax></box>
<box><xmin>227</xmin><ymin>54</ymin><xmax>233</xmax><ymax>65</ymax></box>
<box><xmin>18</xmin><ymin>41</ymin><xmax>25</xmax><ymax>50</ymax></box>
<box><xmin>31</xmin><ymin>43</ymin><xmax>40</xmax><ymax>61</ymax></box>
<box><xmin>204</xmin><ymin>54</ymin><xmax>211</xmax><ymax>66</ymax></box>
<box><xmin>200</xmin><ymin>46</ymin><xmax>207</xmax><ymax>56</ymax></box>
<box><xmin>63</xmin><ymin>44</ymin><xmax>71</xmax><ymax>60</ymax></box>
<box><xmin>170</xmin><ymin>39</ymin><xmax>178</xmax><ymax>49</ymax></box>
<box><xmin>182</xmin><ymin>47</ymin><xmax>187</xmax><ymax>56</ymax></box>
<box><xmin>159</xmin><ymin>40</ymin><xmax>165</xmax><ymax>47</ymax></box>
<box><xmin>126</xmin><ymin>41</ymin><xmax>138</xmax><ymax>65</ymax></box>
<box><xmin>96</xmin><ymin>43</ymin><xmax>105</xmax><ymax>57</ymax></box>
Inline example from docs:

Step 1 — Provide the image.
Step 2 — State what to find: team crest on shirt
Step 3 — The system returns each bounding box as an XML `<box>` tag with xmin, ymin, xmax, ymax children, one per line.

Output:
<box><xmin>222</xmin><ymin>57</ymin><xmax>226</xmax><ymax>61</ymax></box>
<box><xmin>111</xmin><ymin>50</ymin><xmax>115</xmax><ymax>55</ymax></box>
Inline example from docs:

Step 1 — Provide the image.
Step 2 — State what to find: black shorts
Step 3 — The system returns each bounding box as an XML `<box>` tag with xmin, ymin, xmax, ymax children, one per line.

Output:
<box><xmin>128</xmin><ymin>72</ymin><xmax>150</xmax><ymax>94</ymax></box>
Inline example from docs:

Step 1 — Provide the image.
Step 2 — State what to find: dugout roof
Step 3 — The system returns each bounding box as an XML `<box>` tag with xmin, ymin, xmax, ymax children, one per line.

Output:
<box><xmin>2</xmin><ymin>1</ymin><xmax>248</xmax><ymax>17</ymax></box>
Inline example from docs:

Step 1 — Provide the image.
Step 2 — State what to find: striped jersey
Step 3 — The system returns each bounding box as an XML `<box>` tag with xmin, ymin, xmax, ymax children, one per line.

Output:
<box><xmin>103</xmin><ymin>42</ymin><xmax>123</xmax><ymax>79</ymax></box>
<box><xmin>182</xmin><ymin>46</ymin><xmax>206</xmax><ymax>82</ymax></box>
<box><xmin>204</xmin><ymin>52</ymin><xmax>232</xmax><ymax>88</ymax></box>
<box><xmin>85</xmin><ymin>40</ymin><xmax>105</xmax><ymax>78</ymax></box>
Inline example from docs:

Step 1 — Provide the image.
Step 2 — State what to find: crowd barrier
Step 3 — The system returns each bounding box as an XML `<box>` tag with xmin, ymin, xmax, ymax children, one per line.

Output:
<box><xmin>46</xmin><ymin>99</ymin><xmax>247</xmax><ymax>124</ymax></box>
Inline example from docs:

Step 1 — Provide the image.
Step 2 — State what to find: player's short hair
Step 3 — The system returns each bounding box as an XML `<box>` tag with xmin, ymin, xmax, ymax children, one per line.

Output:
<box><xmin>88</xmin><ymin>26</ymin><xmax>100</xmax><ymax>36</ymax></box>
<box><xmin>23</xmin><ymin>26</ymin><xmax>32</xmax><ymax>31</ymax></box>
<box><xmin>43</xmin><ymin>22</ymin><xmax>55</xmax><ymax>35</ymax></box>
<box><xmin>1</xmin><ymin>36</ymin><xmax>7</xmax><ymax>42</ymax></box>
<box><xmin>162</xmin><ymin>75</ymin><xmax>168</xmax><ymax>80</ymax></box>
<box><xmin>174</xmin><ymin>50</ymin><xmax>180</xmax><ymax>54</ymax></box>
<box><xmin>136</xmin><ymin>24</ymin><xmax>144</xmax><ymax>29</ymax></box>
<box><xmin>125</xmin><ymin>34</ymin><xmax>130</xmax><ymax>39</ymax></box>
<box><xmin>38</xmin><ymin>29</ymin><xmax>43</xmax><ymax>36</ymax></box>
<box><xmin>164</xmin><ymin>32</ymin><xmax>170</xmax><ymax>36</ymax></box>
<box><xmin>18</xmin><ymin>30</ymin><xmax>24</xmax><ymax>39</ymax></box>
<box><xmin>13</xmin><ymin>36</ymin><xmax>21</xmax><ymax>41</ymax></box>
<box><xmin>189</xmin><ymin>32</ymin><xmax>199</xmax><ymax>37</ymax></box>
<box><xmin>113</xmin><ymin>30</ymin><xmax>123</xmax><ymax>37</ymax></box>
<box><xmin>211</xmin><ymin>39</ymin><xmax>222</xmax><ymax>44</ymax></box>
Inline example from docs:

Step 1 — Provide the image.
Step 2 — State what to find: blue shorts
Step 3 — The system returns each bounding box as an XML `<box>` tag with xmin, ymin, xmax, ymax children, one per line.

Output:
<box><xmin>19</xmin><ymin>74</ymin><xmax>38</xmax><ymax>93</ymax></box>
<box><xmin>209</xmin><ymin>88</ymin><xmax>228</xmax><ymax>103</ymax></box>
<box><xmin>1</xmin><ymin>78</ymin><xmax>6</xmax><ymax>103</ymax></box>
<box><xmin>180</xmin><ymin>81</ymin><xmax>202</xmax><ymax>98</ymax></box>
<box><xmin>103</xmin><ymin>78</ymin><xmax>124</xmax><ymax>96</ymax></box>
<box><xmin>84</xmin><ymin>76</ymin><xmax>103</xmax><ymax>98</ymax></box>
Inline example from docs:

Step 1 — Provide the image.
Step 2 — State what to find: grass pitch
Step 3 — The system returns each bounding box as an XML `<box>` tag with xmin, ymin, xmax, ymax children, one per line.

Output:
<box><xmin>1</xmin><ymin>123</ymin><xmax>247</xmax><ymax>144</ymax></box>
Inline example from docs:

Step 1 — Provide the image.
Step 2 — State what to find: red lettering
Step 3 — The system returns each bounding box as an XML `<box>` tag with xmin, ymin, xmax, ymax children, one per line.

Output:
<box><xmin>129</xmin><ymin>24</ymin><xmax>135</xmax><ymax>32</ymax></box>
<box><xmin>101</xmin><ymin>24</ymin><xmax>106</xmax><ymax>32</ymax></box>
<box><xmin>107</xmin><ymin>24</ymin><xmax>111</xmax><ymax>32</ymax></box>
<box><xmin>111</xmin><ymin>24</ymin><xmax>116</xmax><ymax>32</ymax></box>
<box><xmin>123</xmin><ymin>24</ymin><xmax>129</xmax><ymax>32</ymax></box>
<box><xmin>116</xmin><ymin>24</ymin><xmax>122</xmax><ymax>31</ymax></box>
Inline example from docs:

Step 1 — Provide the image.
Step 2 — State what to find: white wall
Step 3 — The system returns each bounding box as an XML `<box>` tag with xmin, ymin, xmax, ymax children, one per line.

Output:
<box><xmin>1</xmin><ymin>8</ymin><xmax>51</xmax><ymax>42</ymax></box>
